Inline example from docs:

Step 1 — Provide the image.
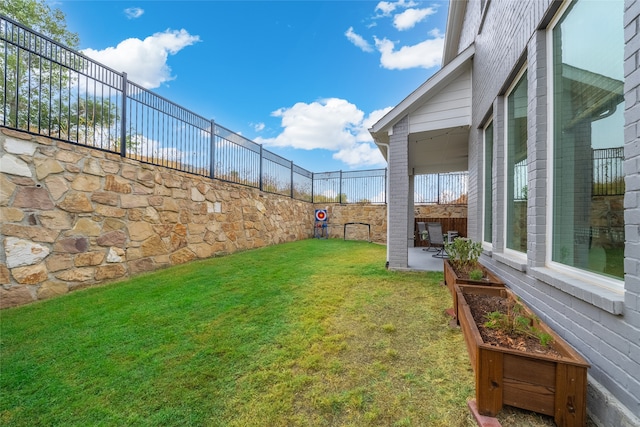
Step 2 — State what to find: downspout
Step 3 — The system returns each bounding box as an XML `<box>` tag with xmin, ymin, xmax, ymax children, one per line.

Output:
<box><xmin>375</xmin><ymin>140</ymin><xmax>391</xmax><ymax>268</ymax></box>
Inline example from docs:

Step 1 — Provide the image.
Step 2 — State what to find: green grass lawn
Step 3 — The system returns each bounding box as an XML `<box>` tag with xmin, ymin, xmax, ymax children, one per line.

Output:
<box><xmin>1</xmin><ymin>239</ymin><xmax>557</xmax><ymax>426</ymax></box>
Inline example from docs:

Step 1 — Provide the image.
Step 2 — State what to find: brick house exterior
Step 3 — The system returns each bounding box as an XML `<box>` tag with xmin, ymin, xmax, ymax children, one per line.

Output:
<box><xmin>370</xmin><ymin>1</ymin><xmax>640</xmax><ymax>426</ymax></box>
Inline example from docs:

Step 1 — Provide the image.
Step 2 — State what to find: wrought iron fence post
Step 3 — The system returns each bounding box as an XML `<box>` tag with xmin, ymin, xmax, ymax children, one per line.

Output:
<box><xmin>339</xmin><ymin>170</ymin><xmax>343</xmax><ymax>204</ymax></box>
<box><xmin>120</xmin><ymin>72</ymin><xmax>127</xmax><ymax>158</ymax></box>
<box><xmin>209</xmin><ymin>119</ymin><xmax>216</xmax><ymax>179</ymax></box>
<box><xmin>259</xmin><ymin>144</ymin><xmax>263</xmax><ymax>191</ymax></box>
<box><xmin>290</xmin><ymin>160</ymin><xmax>294</xmax><ymax>199</ymax></box>
<box><xmin>311</xmin><ymin>172</ymin><xmax>315</xmax><ymax>203</ymax></box>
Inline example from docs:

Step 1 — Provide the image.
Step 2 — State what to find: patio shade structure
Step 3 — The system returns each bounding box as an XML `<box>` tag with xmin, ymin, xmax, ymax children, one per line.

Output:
<box><xmin>369</xmin><ymin>44</ymin><xmax>474</xmax><ymax>270</ymax></box>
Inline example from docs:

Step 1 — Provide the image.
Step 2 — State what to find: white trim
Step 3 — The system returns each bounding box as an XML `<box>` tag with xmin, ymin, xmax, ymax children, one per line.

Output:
<box><xmin>545</xmin><ymin>0</ymin><xmax>624</xmax><ymax>290</ymax></box>
<box><xmin>369</xmin><ymin>44</ymin><xmax>475</xmax><ymax>140</ymax></box>
<box><xmin>494</xmin><ymin>250</ymin><xmax>527</xmax><ymax>272</ymax></box>
<box><xmin>546</xmin><ymin>260</ymin><xmax>624</xmax><ymax>294</ymax></box>
<box><xmin>443</xmin><ymin>0</ymin><xmax>469</xmax><ymax>65</ymax></box>
<box><xmin>482</xmin><ymin>119</ymin><xmax>494</xmax><ymax>248</ymax></box>
<box><xmin>376</xmin><ymin>141</ymin><xmax>391</xmax><ymax>265</ymax></box>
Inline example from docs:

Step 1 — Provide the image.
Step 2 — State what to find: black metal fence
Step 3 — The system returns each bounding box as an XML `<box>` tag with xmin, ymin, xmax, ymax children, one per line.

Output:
<box><xmin>0</xmin><ymin>15</ymin><xmax>467</xmax><ymax>206</ymax></box>
<box><xmin>593</xmin><ymin>147</ymin><xmax>624</xmax><ymax>196</ymax></box>
<box><xmin>414</xmin><ymin>172</ymin><xmax>468</xmax><ymax>204</ymax></box>
<box><xmin>312</xmin><ymin>169</ymin><xmax>387</xmax><ymax>204</ymax></box>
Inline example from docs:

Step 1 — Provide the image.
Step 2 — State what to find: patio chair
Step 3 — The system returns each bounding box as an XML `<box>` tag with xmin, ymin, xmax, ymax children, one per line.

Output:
<box><xmin>426</xmin><ymin>222</ymin><xmax>448</xmax><ymax>258</ymax></box>
<box><xmin>417</xmin><ymin>222</ymin><xmax>434</xmax><ymax>251</ymax></box>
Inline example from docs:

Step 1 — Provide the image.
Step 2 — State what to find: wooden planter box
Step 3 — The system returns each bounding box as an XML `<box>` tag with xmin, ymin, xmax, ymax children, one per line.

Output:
<box><xmin>443</xmin><ymin>259</ymin><xmax>504</xmax><ymax>320</ymax></box>
<box><xmin>456</xmin><ymin>285</ymin><xmax>590</xmax><ymax>427</ymax></box>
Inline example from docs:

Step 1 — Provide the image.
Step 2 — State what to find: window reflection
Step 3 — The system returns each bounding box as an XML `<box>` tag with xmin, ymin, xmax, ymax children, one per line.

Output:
<box><xmin>552</xmin><ymin>0</ymin><xmax>624</xmax><ymax>279</ymax></box>
<box><xmin>507</xmin><ymin>72</ymin><xmax>528</xmax><ymax>253</ymax></box>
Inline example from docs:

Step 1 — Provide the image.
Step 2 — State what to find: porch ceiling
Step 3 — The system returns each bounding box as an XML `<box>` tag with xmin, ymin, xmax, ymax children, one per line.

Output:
<box><xmin>409</xmin><ymin>126</ymin><xmax>469</xmax><ymax>175</ymax></box>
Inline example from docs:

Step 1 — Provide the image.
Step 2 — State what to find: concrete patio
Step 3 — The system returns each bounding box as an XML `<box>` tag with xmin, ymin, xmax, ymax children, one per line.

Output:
<box><xmin>407</xmin><ymin>246</ymin><xmax>445</xmax><ymax>272</ymax></box>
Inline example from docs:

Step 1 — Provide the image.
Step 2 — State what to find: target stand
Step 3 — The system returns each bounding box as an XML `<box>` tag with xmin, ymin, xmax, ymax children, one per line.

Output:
<box><xmin>314</xmin><ymin>209</ymin><xmax>328</xmax><ymax>239</ymax></box>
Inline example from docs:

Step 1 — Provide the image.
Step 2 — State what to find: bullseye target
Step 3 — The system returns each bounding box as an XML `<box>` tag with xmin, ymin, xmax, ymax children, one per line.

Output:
<box><xmin>315</xmin><ymin>209</ymin><xmax>327</xmax><ymax>222</ymax></box>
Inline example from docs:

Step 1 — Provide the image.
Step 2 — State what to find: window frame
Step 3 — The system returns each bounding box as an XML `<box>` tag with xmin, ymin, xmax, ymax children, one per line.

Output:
<box><xmin>482</xmin><ymin>118</ymin><xmax>494</xmax><ymax>248</ymax></box>
<box><xmin>545</xmin><ymin>0</ymin><xmax>624</xmax><ymax>291</ymax></box>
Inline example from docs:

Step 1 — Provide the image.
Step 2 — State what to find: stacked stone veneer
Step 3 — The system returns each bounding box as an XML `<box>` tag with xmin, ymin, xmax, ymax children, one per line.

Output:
<box><xmin>0</xmin><ymin>129</ymin><xmax>315</xmax><ymax>308</ymax></box>
<box><xmin>321</xmin><ymin>204</ymin><xmax>386</xmax><ymax>241</ymax></box>
<box><xmin>0</xmin><ymin>128</ymin><xmax>468</xmax><ymax>309</ymax></box>
<box><xmin>312</xmin><ymin>203</ymin><xmax>467</xmax><ymax>242</ymax></box>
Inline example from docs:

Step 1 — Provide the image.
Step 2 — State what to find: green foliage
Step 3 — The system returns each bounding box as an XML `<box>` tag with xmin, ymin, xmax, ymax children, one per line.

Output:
<box><xmin>593</xmin><ymin>178</ymin><xmax>625</xmax><ymax>196</ymax></box>
<box><xmin>484</xmin><ymin>298</ymin><xmax>554</xmax><ymax>347</ymax></box>
<box><xmin>2</xmin><ymin>0</ymin><xmax>119</xmax><ymax>146</ymax></box>
<box><xmin>469</xmin><ymin>269</ymin><xmax>483</xmax><ymax>281</ymax></box>
<box><xmin>3</xmin><ymin>0</ymin><xmax>79</xmax><ymax>47</ymax></box>
<box><xmin>444</xmin><ymin>238</ymin><xmax>483</xmax><ymax>276</ymax></box>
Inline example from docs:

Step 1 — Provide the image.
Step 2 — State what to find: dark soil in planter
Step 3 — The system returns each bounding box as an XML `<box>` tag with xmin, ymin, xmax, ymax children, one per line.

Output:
<box><xmin>448</xmin><ymin>262</ymin><xmax>498</xmax><ymax>283</ymax></box>
<box><xmin>449</xmin><ymin>264</ymin><xmax>479</xmax><ymax>281</ymax></box>
<box><xmin>464</xmin><ymin>293</ymin><xmax>563</xmax><ymax>357</ymax></box>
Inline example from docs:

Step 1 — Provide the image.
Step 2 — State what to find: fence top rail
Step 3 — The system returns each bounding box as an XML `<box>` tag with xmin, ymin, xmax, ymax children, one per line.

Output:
<box><xmin>262</xmin><ymin>148</ymin><xmax>292</xmax><ymax>168</ymax></box>
<box><xmin>593</xmin><ymin>147</ymin><xmax>624</xmax><ymax>159</ymax></box>
<box><xmin>127</xmin><ymin>81</ymin><xmax>212</xmax><ymax>131</ymax></box>
<box><xmin>214</xmin><ymin>124</ymin><xmax>261</xmax><ymax>154</ymax></box>
<box><xmin>314</xmin><ymin>171</ymin><xmax>341</xmax><ymax>180</ymax></box>
<box><xmin>312</xmin><ymin>169</ymin><xmax>389</xmax><ymax>180</ymax></box>
<box><xmin>342</xmin><ymin>168</ymin><xmax>387</xmax><ymax>178</ymax></box>
<box><xmin>293</xmin><ymin>164</ymin><xmax>313</xmax><ymax>178</ymax></box>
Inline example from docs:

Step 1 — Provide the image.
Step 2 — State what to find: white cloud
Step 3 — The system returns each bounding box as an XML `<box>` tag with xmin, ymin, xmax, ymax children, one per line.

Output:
<box><xmin>334</xmin><ymin>106</ymin><xmax>392</xmax><ymax>167</ymax></box>
<box><xmin>356</xmin><ymin>106</ymin><xmax>393</xmax><ymax>142</ymax></box>
<box><xmin>333</xmin><ymin>142</ymin><xmax>385</xmax><ymax>168</ymax></box>
<box><xmin>375</xmin><ymin>0</ymin><xmax>418</xmax><ymax>17</ymax></box>
<box><xmin>124</xmin><ymin>7</ymin><xmax>144</xmax><ymax>19</ymax></box>
<box><xmin>375</xmin><ymin>29</ymin><xmax>443</xmax><ymax>70</ymax></box>
<box><xmin>253</xmin><ymin>122</ymin><xmax>265</xmax><ymax>132</ymax></box>
<box><xmin>255</xmin><ymin>99</ymin><xmax>390</xmax><ymax>168</ymax></box>
<box><xmin>347</xmin><ymin>2</ymin><xmax>442</xmax><ymax>70</ymax></box>
<box><xmin>345</xmin><ymin>26</ymin><xmax>374</xmax><ymax>52</ymax></box>
<box><xmin>393</xmin><ymin>7</ymin><xmax>437</xmax><ymax>30</ymax></box>
<box><xmin>82</xmin><ymin>29</ymin><xmax>201</xmax><ymax>89</ymax></box>
<box><xmin>257</xmin><ymin>98</ymin><xmax>363</xmax><ymax>151</ymax></box>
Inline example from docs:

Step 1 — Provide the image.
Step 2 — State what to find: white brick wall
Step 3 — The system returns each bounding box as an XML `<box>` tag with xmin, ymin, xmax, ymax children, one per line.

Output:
<box><xmin>460</xmin><ymin>0</ymin><xmax>640</xmax><ymax>425</ymax></box>
<box><xmin>526</xmin><ymin>31</ymin><xmax>548</xmax><ymax>268</ymax></box>
<box><xmin>387</xmin><ymin>116</ymin><xmax>410</xmax><ymax>268</ymax></box>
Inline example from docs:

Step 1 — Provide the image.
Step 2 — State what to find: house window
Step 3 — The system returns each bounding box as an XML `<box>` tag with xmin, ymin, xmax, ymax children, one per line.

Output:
<box><xmin>483</xmin><ymin>121</ymin><xmax>493</xmax><ymax>244</ymax></box>
<box><xmin>506</xmin><ymin>71</ymin><xmax>528</xmax><ymax>253</ymax></box>
<box><xmin>551</xmin><ymin>0</ymin><xmax>624</xmax><ymax>280</ymax></box>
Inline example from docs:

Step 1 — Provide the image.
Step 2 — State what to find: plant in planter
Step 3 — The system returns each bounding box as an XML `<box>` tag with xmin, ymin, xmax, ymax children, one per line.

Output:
<box><xmin>445</xmin><ymin>237</ymin><xmax>483</xmax><ymax>279</ymax></box>
<box><xmin>442</xmin><ymin>238</ymin><xmax>504</xmax><ymax>319</ymax></box>
<box><xmin>468</xmin><ymin>268</ymin><xmax>484</xmax><ymax>282</ymax></box>
<box><xmin>483</xmin><ymin>297</ymin><xmax>554</xmax><ymax>347</ymax></box>
<box><xmin>456</xmin><ymin>285</ymin><xmax>590</xmax><ymax>427</ymax></box>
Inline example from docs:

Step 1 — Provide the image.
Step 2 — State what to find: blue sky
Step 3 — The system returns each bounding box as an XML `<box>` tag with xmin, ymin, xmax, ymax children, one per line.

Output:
<box><xmin>57</xmin><ymin>0</ymin><xmax>449</xmax><ymax>173</ymax></box>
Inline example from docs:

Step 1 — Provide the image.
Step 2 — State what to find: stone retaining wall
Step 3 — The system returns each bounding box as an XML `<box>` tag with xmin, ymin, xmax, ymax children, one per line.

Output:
<box><xmin>1</xmin><ymin>128</ymin><xmax>468</xmax><ymax>309</ymax></box>
<box><xmin>0</xmin><ymin>129</ymin><xmax>314</xmax><ymax>308</ymax></box>
<box><xmin>319</xmin><ymin>204</ymin><xmax>468</xmax><ymax>243</ymax></box>
<box><xmin>321</xmin><ymin>204</ymin><xmax>387</xmax><ymax>242</ymax></box>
